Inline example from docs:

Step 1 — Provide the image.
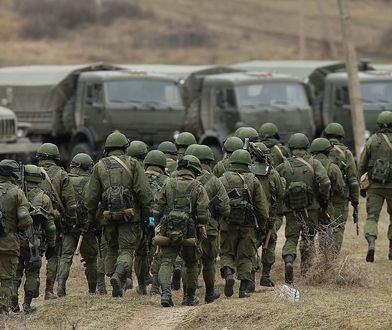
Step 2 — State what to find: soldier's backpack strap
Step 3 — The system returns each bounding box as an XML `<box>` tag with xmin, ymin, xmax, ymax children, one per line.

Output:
<box><xmin>381</xmin><ymin>133</ymin><xmax>392</xmax><ymax>152</ymax></box>
<box><xmin>110</xmin><ymin>155</ymin><xmax>133</xmax><ymax>177</ymax></box>
<box><xmin>333</xmin><ymin>145</ymin><xmax>346</xmax><ymax>159</ymax></box>
<box><xmin>40</xmin><ymin>167</ymin><xmax>65</xmax><ymax>214</ymax></box>
<box><xmin>294</xmin><ymin>157</ymin><xmax>314</xmax><ymax>175</ymax></box>
<box><xmin>274</xmin><ymin>145</ymin><xmax>285</xmax><ymax>160</ymax></box>
<box><xmin>237</xmin><ymin>172</ymin><xmax>253</xmax><ymax>204</ymax></box>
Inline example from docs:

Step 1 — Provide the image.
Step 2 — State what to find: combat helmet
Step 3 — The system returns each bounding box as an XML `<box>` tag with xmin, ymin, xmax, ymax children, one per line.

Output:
<box><xmin>184</xmin><ymin>144</ymin><xmax>199</xmax><ymax>157</ymax></box>
<box><xmin>223</xmin><ymin>137</ymin><xmax>244</xmax><ymax>153</ymax></box>
<box><xmin>192</xmin><ymin>145</ymin><xmax>214</xmax><ymax>162</ymax></box>
<box><xmin>323</xmin><ymin>123</ymin><xmax>345</xmax><ymax>138</ymax></box>
<box><xmin>234</xmin><ymin>127</ymin><xmax>259</xmax><ymax>142</ymax></box>
<box><xmin>70</xmin><ymin>153</ymin><xmax>94</xmax><ymax>170</ymax></box>
<box><xmin>36</xmin><ymin>143</ymin><xmax>60</xmax><ymax>161</ymax></box>
<box><xmin>310</xmin><ymin>138</ymin><xmax>333</xmax><ymax>154</ymax></box>
<box><xmin>259</xmin><ymin>123</ymin><xmax>279</xmax><ymax>140</ymax></box>
<box><xmin>377</xmin><ymin>111</ymin><xmax>392</xmax><ymax>128</ymax></box>
<box><xmin>177</xmin><ymin>155</ymin><xmax>202</xmax><ymax>175</ymax></box>
<box><xmin>24</xmin><ymin>165</ymin><xmax>44</xmax><ymax>183</ymax></box>
<box><xmin>175</xmin><ymin>132</ymin><xmax>197</xmax><ymax>147</ymax></box>
<box><xmin>127</xmin><ymin>140</ymin><xmax>148</xmax><ymax>160</ymax></box>
<box><xmin>288</xmin><ymin>133</ymin><xmax>310</xmax><ymax>150</ymax></box>
<box><xmin>104</xmin><ymin>132</ymin><xmax>129</xmax><ymax>151</ymax></box>
<box><xmin>0</xmin><ymin>159</ymin><xmax>20</xmax><ymax>179</ymax></box>
<box><xmin>158</xmin><ymin>141</ymin><xmax>177</xmax><ymax>156</ymax></box>
<box><xmin>143</xmin><ymin>150</ymin><xmax>166</xmax><ymax>170</ymax></box>
<box><xmin>229</xmin><ymin>149</ymin><xmax>252</xmax><ymax>166</ymax></box>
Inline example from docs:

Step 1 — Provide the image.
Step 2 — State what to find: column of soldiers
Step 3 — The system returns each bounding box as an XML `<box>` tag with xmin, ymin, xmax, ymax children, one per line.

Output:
<box><xmin>1</xmin><ymin>111</ymin><xmax>392</xmax><ymax>314</ymax></box>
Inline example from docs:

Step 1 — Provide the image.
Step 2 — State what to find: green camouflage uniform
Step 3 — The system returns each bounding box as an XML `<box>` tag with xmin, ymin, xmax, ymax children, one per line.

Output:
<box><xmin>260</xmin><ymin>137</ymin><xmax>289</xmax><ymax>167</ymax></box>
<box><xmin>213</xmin><ymin>156</ymin><xmax>230</xmax><ymax>178</ymax></box>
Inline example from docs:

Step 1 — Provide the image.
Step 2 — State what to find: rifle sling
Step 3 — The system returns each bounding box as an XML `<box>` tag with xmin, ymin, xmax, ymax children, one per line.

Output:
<box><xmin>381</xmin><ymin>133</ymin><xmax>392</xmax><ymax>152</ymax></box>
<box><xmin>40</xmin><ymin>167</ymin><xmax>65</xmax><ymax>214</ymax></box>
<box><xmin>110</xmin><ymin>155</ymin><xmax>133</xmax><ymax>177</ymax></box>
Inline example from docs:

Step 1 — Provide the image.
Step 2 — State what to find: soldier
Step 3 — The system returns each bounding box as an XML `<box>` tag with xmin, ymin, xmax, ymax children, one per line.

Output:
<box><xmin>57</xmin><ymin>153</ymin><xmax>98</xmax><ymax>297</ymax></box>
<box><xmin>0</xmin><ymin>163</ymin><xmax>33</xmax><ymax>313</ymax></box>
<box><xmin>86</xmin><ymin>132</ymin><xmax>152</xmax><ymax>297</ymax></box>
<box><xmin>36</xmin><ymin>143</ymin><xmax>77</xmax><ymax>300</ymax></box>
<box><xmin>158</xmin><ymin>141</ymin><xmax>178</xmax><ymax>175</ymax></box>
<box><xmin>12</xmin><ymin>165</ymin><xmax>56</xmax><ymax>314</ymax></box>
<box><xmin>249</xmin><ymin>142</ymin><xmax>285</xmax><ymax>288</ymax></box>
<box><xmin>359</xmin><ymin>111</ymin><xmax>392</xmax><ymax>262</ymax></box>
<box><xmin>143</xmin><ymin>150</ymin><xmax>169</xmax><ymax>296</ymax></box>
<box><xmin>276</xmin><ymin>133</ymin><xmax>330</xmax><ymax>283</ymax></box>
<box><xmin>219</xmin><ymin>150</ymin><xmax>269</xmax><ymax>298</ymax></box>
<box><xmin>175</xmin><ymin>132</ymin><xmax>197</xmax><ymax>160</ymax></box>
<box><xmin>324</xmin><ymin>123</ymin><xmax>359</xmax><ymax>253</ymax></box>
<box><xmin>126</xmin><ymin>140</ymin><xmax>148</xmax><ymax>164</ymax></box>
<box><xmin>234</xmin><ymin>126</ymin><xmax>259</xmax><ymax>142</ymax></box>
<box><xmin>214</xmin><ymin>137</ymin><xmax>243</xmax><ymax>178</ymax></box>
<box><xmin>310</xmin><ymin>138</ymin><xmax>345</xmax><ymax>253</ymax></box>
<box><xmin>190</xmin><ymin>145</ymin><xmax>230</xmax><ymax>303</ymax></box>
<box><xmin>154</xmin><ymin>155</ymin><xmax>209</xmax><ymax>307</ymax></box>
<box><xmin>259</xmin><ymin>123</ymin><xmax>289</xmax><ymax>166</ymax></box>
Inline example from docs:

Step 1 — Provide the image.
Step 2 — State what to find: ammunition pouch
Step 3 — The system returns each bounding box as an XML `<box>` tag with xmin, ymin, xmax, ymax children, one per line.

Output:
<box><xmin>103</xmin><ymin>208</ymin><xmax>134</xmax><ymax>224</ymax></box>
<box><xmin>285</xmin><ymin>181</ymin><xmax>313</xmax><ymax>211</ymax></box>
<box><xmin>369</xmin><ymin>159</ymin><xmax>392</xmax><ymax>184</ymax></box>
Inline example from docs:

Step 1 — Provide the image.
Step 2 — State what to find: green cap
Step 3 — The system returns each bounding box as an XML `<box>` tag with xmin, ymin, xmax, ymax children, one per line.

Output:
<box><xmin>223</xmin><ymin>137</ymin><xmax>244</xmax><ymax>153</ymax></box>
<box><xmin>24</xmin><ymin>164</ymin><xmax>44</xmax><ymax>183</ymax></box>
<box><xmin>178</xmin><ymin>155</ymin><xmax>202</xmax><ymax>175</ymax></box>
<box><xmin>175</xmin><ymin>132</ymin><xmax>197</xmax><ymax>147</ymax></box>
<box><xmin>258</xmin><ymin>123</ymin><xmax>279</xmax><ymax>139</ymax></box>
<box><xmin>234</xmin><ymin>127</ymin><xmax>259</xmax><ymax>142</ymax></box>
<box><xmin>324</xmin><ymin>123</ymin><xmax>345</xmax><ymax>138</ymax></box>
<box><xmin>377</xmin><ymin>111</ymin><xmax>392</xmax><ymax>128</ymax></box>
<box><xmin>192</xmin><ymin>145</ymin><xmax>214</xmax><ymax>162</ymax></box>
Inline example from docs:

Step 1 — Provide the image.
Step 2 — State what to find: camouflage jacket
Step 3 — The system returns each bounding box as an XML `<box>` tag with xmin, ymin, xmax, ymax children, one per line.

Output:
<box><xmin>213</xmin><ymin>156</ymin><xmax>230</xmax><ymax>178</ymax></box>
<box><xmin>165</xmin><ymin>156</ymin><xmax>177</xmax><ymax>175</ymax></box>
<box><xmin>261</xmin><ymin>138</ymin><xmax>289</xmax><ymax>166</ymax></box>
<box><xmin>145</xmin><ymin>166</ymin><xmax>169</xmax><ymax>214</ymax></box>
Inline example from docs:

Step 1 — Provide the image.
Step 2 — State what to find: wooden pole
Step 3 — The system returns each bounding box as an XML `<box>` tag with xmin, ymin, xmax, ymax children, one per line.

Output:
<box><xmin>337</xmin><ymin>0</ymin><xmax>366</xmax><ymax>158</ymax></box>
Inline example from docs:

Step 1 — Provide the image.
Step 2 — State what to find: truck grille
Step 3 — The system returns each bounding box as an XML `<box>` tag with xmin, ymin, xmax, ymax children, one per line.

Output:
<box><xmin>0</xmin><ymin>118</ymin><xmax>16</xmax><ymax>142</ymax></box>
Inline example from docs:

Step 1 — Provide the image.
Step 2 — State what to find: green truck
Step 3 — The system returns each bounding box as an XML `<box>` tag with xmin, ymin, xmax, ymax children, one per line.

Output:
<box><xmin>0</xmin><ymin>63</ymin><xmax>185</xmax><ymax>161</ymax></box>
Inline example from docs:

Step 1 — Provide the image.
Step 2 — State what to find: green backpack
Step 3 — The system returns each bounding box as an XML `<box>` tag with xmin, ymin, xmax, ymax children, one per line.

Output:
<box><xmin>70</xmin><ymin>175</ymin><xmax>90</xmax><ymax>227</ymax></box>
<box><xmin>368</xmin><ymin>134</ymin><xmax>392</xmax><ymax>184</ymax></box>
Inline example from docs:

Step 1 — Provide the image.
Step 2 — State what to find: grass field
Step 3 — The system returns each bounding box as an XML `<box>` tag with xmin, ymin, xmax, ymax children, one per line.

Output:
<box><xmin>2</xmin><ymin>200</ymin><xmax>392</xmax><ymax>329</ymax></box>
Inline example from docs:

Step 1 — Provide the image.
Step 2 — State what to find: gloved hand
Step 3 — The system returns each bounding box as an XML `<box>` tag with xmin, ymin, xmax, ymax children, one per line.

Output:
<box><xmin>197</xmin><ymin>225</ymin><xmax>207</xmax><ymax>240</ymax></box>
<box><xmin>45</xmin><ymin>246</ymin><xmax>56</xmax><ymax>260</ymax></box>
<box><xmin>360</xmin><ymin>189</ymin><xmax>367</xmax><ymax>198</ymax></box>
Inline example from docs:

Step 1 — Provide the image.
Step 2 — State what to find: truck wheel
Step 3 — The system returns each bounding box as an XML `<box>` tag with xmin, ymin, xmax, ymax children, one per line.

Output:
<box><xmin>71</xmin><ymin>143</ymin><xmax>93</xmax><ymax>159</ymax></box>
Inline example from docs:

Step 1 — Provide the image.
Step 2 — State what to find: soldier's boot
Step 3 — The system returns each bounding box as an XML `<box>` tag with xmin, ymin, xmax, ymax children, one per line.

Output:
<box><xmin>23</xmin><ymin>293</ymin><xmax>37</xmax><ymax>315</ymax></box>
<box><xmin>160</xmin><ymin>283</ymin><xmax>173</xmax><ymax>308</ymax></box>
<box><xmin>110</xmin><ymin>265</ymin><xmax>126</xmax><ymax>298</ymax></box>
<box><xmin>97</xmin><ymin>273</ymin><xmax>107</xmax><ymax>295</ymax></box>
<box><xmin>172</xmin><ymin>265</ymin><xmax>182</xmax><ymax>291</ymax></box>
<box><xmin>239</xmin><ymin>280</ymin><xmax>251</xmax><ymax>298</ymax></box>
<box><xmin>88</xmin><ymin>281</ymin><xmax>97</xmax><ymax>294</ymax></box>
<box><xmin>149</xmin><ymin>274</ymin><xmax>160</xmax><ymax>296</ymax></box>
<box><xmin>366</xmin><ymin>236</ymin><xmax>376</xmax><ymax>263</ymax></box>
<box><xmin>204</xmin><ymin>283</ymin><xmax>220</xmax><ymax>304</ymax></box>
<box><xmin>136</xmin><ymin>276</ymin><xmax>147</xmax><ymax>295</ymax></box>
<box><xmin>260</xmin><ymin>263</ymin><xmax>275</xmax><ymax>287</ymax></box>
<box><xmin>284</xmin><ymin>255</ymin><xmax>294</xmax><ymax>284</ymax></box>
<box><xmin>57</xmin><ymin>277</ymin><xmax>66</xmax><ymax>298</ymax></box>
<box><xmin>186</xmin><ymin>288</ymin><xmax>199</xmax><ymax>306</ymax></box>
<box><xmin>223</xmin><ymin>267</ymin><xmax>235</xmax><ymax>298</ymax></box>
<box><xmin>44</xmin><ymin>280</ymin><xmax>57</xmax><ymax>300</ymax></box>
<box><xmin>122</xmin><ymin>270</ymin><xmax>133</xmax><ymax>292</ymax></box>
<box><xmin>247</xmin><ymin>271</ymin><xmax>256</xmax><ymax>293</ymax></box>
<box><xmin>388</xmin><ymin>240</ymin><xmax>392</xmax><ymax>261</ymax></box>
<box><xmin>10</xmin><ymin>294</ymin><xmax>19</xmax><ymax>313</ymax></box>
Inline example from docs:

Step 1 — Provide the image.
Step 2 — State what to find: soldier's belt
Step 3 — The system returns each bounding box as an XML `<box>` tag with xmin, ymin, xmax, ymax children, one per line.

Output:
<box><xmin>103</xmin><ymin>208</ymin><xmax>134</xmax><ymax>222</ymax></box>
<box><xmin>153</xmin><ymin>235</ymin><xmax>197</xmax><ymax>247</ymax></box>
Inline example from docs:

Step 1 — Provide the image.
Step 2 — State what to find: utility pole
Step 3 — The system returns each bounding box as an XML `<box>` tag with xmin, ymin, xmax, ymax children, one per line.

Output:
<box><xmin>298</xmin><ymin>0</ymin><xmax>306</xmax><ymax>59</ymax></box>
<box><xmin>337</xmin><ymin>0</ymin><xmax>366</xmax><ymax>158</ymax></box>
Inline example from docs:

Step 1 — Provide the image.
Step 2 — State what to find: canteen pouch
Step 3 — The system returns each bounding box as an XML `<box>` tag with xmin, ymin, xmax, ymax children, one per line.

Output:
<box><xmin>369</xmin><ymin>159</ymin><xmax>392</xmax><ymax>184</ymax></box>
<box><xmin>285</xmin><ymin>181</ymin><xmax>313</xmax><ymax>211</ymax></box>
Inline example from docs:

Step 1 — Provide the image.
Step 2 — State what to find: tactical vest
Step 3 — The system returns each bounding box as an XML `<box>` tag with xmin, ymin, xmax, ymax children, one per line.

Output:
<box><xmin>0</xmin><ymin>183</ymin><xmax>12</xmax><ymax>236</ymax></box>
<box><xmin>39</xmin><ymin>165</ymin><xmax>63</xmax><ymax>211</ymax></box>
<box><xmin>368</xmin><ymin>133</ymin><xmax>392</xmax><ymax>184</ymax></box>
<box><xmin>70</xmin><ymin>175</ymin><xmax>90</xmax><ymax>227</ymax></box>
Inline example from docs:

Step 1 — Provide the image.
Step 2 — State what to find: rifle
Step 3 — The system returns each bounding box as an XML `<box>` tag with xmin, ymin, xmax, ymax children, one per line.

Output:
<box><xmin>74</xmin><ymin>234</ymin><xmax>84</xmax><ymax>255</ymax></box>
<box><xmin>25</xmin><ymin>224</ymin><xmax>41</xmax><ymax>263</ymax></box>
<box><xmin>209</xmin><ymin>195</ymin><xmax>222</xmax><ymax>219</ymax></box>
<box><xmin>353</xmin><ymin>205</ymin><xmax>359</xmax><ymax>236</ymax></box>
<box><xmin>243</xmin><ymin>138</ymin><xmax>271</xmax><ymax>166</ymax></box>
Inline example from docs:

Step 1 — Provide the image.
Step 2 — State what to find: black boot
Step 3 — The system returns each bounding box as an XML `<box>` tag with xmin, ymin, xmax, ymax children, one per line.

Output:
<box><xmin>260</xmin><ymin>263</ymin><xmax>275</xmax><ymax>287</ymax></box>
<box><xmin>366</xmin><ymin>236</ymin><xmax>376</xmax><ymax>262</ymax></box>
<box><xmin>122</xmin><ymin>270</ymin><xmax>133</xmax><ymax>292</ymax></box>
<box><xmin>247</xmin><ymin>271</ymin><xmax>256</xmax><ymax>293</ymax></box>
<box><xmin>57</xmin><ymin>277</ymin><xmax>66</xmax><ymax>298</ymax></box>
<box><xmin>161</xmin><ymin>283</ymin><xmax>173</xmax><ymax>307</ymax></box>
<box><xmin>23</xmin><ymin>293</ymin><xmax>37</xmax><ymax>315</ymax></box>
<box><xmin>205</xmin><ymin>283</ymin><xmax>220</xmax><ymax>304</ymax></box>
<box><xmin>172</xmin><ymin>265</ymin><xmax>181</xmax><ymax>291</ymax></box>
<box><xmin>88</xmin><ymin>281</ymin><xmax>97</xmax><ymax>294</ymax></box>
<box><xmin>284</xmin><ymin>255</ymin><xmax>294</xmax><ymax>284</ymax></box>
<box><xmin>389</xmin><ymin>240</ymin><xmax>392</xmax><ymax>261</ymax></box>
<box><xmin>150</xmin><ymin>274</ymin><xmax>160</xmax><ymax>296</ymax></box>
<box><xmin>186</xmin><ymin>288</ymin><xmax>199</xmax><ymax>306</ymax></box>
<box><xmin>44</xmin><ymin>280</ymin><xmax>57</xmax><ymax>300</ymax></box>
<box><xmin>239</xmin><ymin>280</ymin><xmax>250</xmax><ymax>298</ymax></box>
<box><xmin>110</xmin><ymin>265</ymin><xmax>126</xmax><ymax>297</ymax></box>
<box><xmin>136</xmin><ymin>276</ymin><xmax>147</xmax><ymax>295</ymax></box>
<box><xmin>223</xmin><ymin>267</ymin><xmax>235</xmax><ymax>297</ymax></box>
<box><xmin>97</xmin><ymin>273</ymin><xmax>107</xmax><ymax>295</ymax></box>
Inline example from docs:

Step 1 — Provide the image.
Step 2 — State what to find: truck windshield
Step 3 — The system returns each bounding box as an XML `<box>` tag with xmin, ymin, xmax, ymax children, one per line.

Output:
<box><xmin>105</xmin><ymin>79</ymin><xmax>183</xmax><ymax>106</ymax></box>
<box><xmin>236</xmin><ymin>82</ymin><xmax>309</xmax><ymax>108</ymax></box>
<box><xmin>339</xmin><ymin>82</ymin><xmax>392</xmax><ymax>105</ymax></box>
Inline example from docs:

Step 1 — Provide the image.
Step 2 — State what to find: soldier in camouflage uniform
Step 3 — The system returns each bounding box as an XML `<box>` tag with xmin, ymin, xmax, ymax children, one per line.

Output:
<box><xmin>359</xmin><ymin>111</ymin><xmax>392</xmax><ymax>262</ymax></box>
<box><xmin>158</xmin><ymin>141</ymin><xmax>178</xmax><ymax>175</ymax></box>
<box><xmin>214</xmin><ymin>137</ymin><xmax>243</xmax><ymax>178</ymax></box>
<box><xmin>154</xmin><ymin>155</ymin><xmax>210</xmax><ymax>307</ymax></box>
<box><xmin>57</xmin><ymin>153</ymin><xmax>98</xmax><ymax>297</ymax></box>
<box><xmin>0</xmin><ymin>164</ymin><xmax>33</xmax><ymax>313</ymax></box>
<box><xmin>11</xmin><ymin>165</ymin><xmax>56</xmax><ymax>314</ymax></box>
<box><xmin>189</xmin><ymin>145</ymin><xmax>230</xmax><ymax>303</ymax></box>
<box><xmin>86</xmin><ymin>132</ymin><xmax>152</xmax><ymax>297</ymax></box>
<box><xmin>175</xmin><ymin>132</ymin><xmax>197</xmax><ymax>160</ymax></box>
<box><xmin>310</xmin><ymin>138</ymin><xmax>346</xmax><ymax>253</ymax></box>
<box><xmin>277</xmin><ymin>133</ymin><xmax>330</xmax><ymax>283</ymax></box>
<box><xmin>324</xmin><ymin>123</ymin><xmax>359</xmax><ymax>253</ymax></box>
<box><xmin>259</xmin><ymin>123</ymin><xmax>290</xmax><ymax>167</ymax></box>
<box><xmin>36</xmin><ymin>143</ymin><xmax>77</xmax><ymax>300</ymax></box>
<box><xmin>126</xmin><ymin>140</ymin><xmax>148</xmax><ymax>164</ymax></box>
<box><xmin>219</xmin><ymin>150</ymin><xmax>269</xmax><ymax>298</ymax></box>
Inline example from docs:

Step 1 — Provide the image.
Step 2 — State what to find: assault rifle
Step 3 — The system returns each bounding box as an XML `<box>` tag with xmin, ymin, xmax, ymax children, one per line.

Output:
<box><xmin>353</xmin><ymin>205</ymin><xmax>359</xmax><ymax>236</ymax></box>
<box><xmin>243</xmin><ymin>138</ymin><xmax>270</xmax><ymax>165</ymax></box>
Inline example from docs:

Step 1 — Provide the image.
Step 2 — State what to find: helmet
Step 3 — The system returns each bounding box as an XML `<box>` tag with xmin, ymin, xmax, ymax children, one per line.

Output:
<box><xmin>229</xmin><ymin>149</ymin><xmax>252</xmax><ymax>166</ymax></box>
<box><xmin>288</xmin><ymin>133</ymin><xmax>310</xmax><ymax>150</ymax></box>
<box><xmin>234</xmin><ymin>127</ymin><xmax>259</xmax><ymax>142</ymax></box>
<box><xmin>143</xmin><ymin>150</ymin><xmax>166</xmax><ymax>169</ymax></box>
<box><xmin>175</xmin><ymin>132</ymin><xmax>197</xmax><ymax>147</ymax></box>
<box><xmin>24</xmin><ymin>164</ymin><xmax>44</xmax><ymax>183</ymax></box>
<box><xmin>377</xmin><ymin>111</ymin><xmax>392</xmax><ymax>128</ymax></box>
<box><xmin>104</xmin><ymin>132</ymin><xmax>129</xmax><ymax>150</ymax></box>
<box><xmin>193</xmin><ymin>145</ymin><xmax>214</xmax><ymax>162</ymax></box>
<box><xmin>234</xmin><ymin>121</ymin><xmax>245</xmax><ymax>131</ymax></box>
<box><xmin>70</xmin><ymin>153</ymin><xmax>94</xmax><ymax>170</ymax></box>
<box><xmin>184</xmin><ymin>144</ymin><xmax>199</xmax><ymax>157</ymax></box>
<box><xmin>0</xmin><ymin>159</ymin><xmax>19</xmax><ymax>173</ymax></box>
<box><xmin>126</xmin><ymin>140</ymin><xmax>148</xmax><ymax>159</ymax></box>
<box><xmin>253</xmin><ymin>142</ymin><xmax>269</xmax><ymax>152</ymax></box>
<box><xmin>310</xmin><ymin>138</ymin><xmax>332</xmax><ymax>153</ymax></box>
<box><xmin>324</xmin><ymin>123</ymin><xmax>345</xmax><ymax>138</ymax></box>
<box><xmin>158</xmin><ymin>141</ymin><xmax>177</xmax><ymax>155</ymax></box>
<box><xmin>223</xmin><ymin>137</ymin><xmax>243</xmax><ymax>153</ymax></box>
<box><xmin>177</xmin><ymin>155</ymin><xmax>202</xmax><ymax>174</ymax></box>
<box><xmin>259</xmin><ymin>123</ymin><xmax>279</xmax><ymax>139</ymax></box>
<box><xmin>36</xmin><ymin>143</ymin><xmax>60</xmax><ymax>160</ymax></box>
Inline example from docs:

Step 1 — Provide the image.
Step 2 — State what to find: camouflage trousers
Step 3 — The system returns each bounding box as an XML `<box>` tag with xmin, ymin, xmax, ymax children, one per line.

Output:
<box><xmin>134</xmin><ymin>227</ymin><xmax>154</xmax><ymax>285</ymax></box>
<box><xmin>97</xmin><ymin>234</ymin><xmax>107</xmax><ymax>275</ymax></box>
<box><xmin>0</xmin><ymin>253</ymin><xmax>18</xmax><ymax>311</ymax></box>
<box><xmin>45</xmin><ymin>234</ymin><xmax>62</xmax><ymax>292</ymax></box>
<box><xmin>201</xmin><ymin>235</ymin><xmax>218</xmax><ymax>287</ymax></box>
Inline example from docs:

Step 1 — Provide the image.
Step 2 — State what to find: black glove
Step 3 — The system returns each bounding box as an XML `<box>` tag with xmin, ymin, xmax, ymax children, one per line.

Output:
<box><xmin>319</xmin><ymin>199</ymin><xmax>328</xmax><ymax>211</ymax></box>
<box><xmin>45</xmin><ymin>246</ymin><xmax>56</xmax><ymax>260</ymax></box>
<box><xmin>360</xmin><ymin>189</ymin><xmax>367</xmax><ymax>198</ymax></box>
<box><xmin>351</xmin><ymin>200</ymin><xmax>359</xmax><ymax>208</ymax></box>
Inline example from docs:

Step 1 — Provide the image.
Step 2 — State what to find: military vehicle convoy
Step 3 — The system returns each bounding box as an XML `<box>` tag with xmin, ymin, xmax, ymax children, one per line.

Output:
<box><xmin>0</xmin><ymin>64</ymin><xmax>185</xmax><ymax>161</ymax></box>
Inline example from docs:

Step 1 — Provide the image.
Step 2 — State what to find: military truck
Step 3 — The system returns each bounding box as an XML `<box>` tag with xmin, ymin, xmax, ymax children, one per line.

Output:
<box><xmin>182</xmin><ymin>70</ymin><xmax>314</xmax><ymax>157</ymax></box>
<box><xmin>0</xmin><ymin>64</ymin><xmax>185</xmax><ymax>161</ymax></box>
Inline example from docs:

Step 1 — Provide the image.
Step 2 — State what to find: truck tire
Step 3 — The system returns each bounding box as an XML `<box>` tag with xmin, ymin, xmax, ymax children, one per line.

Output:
<box><xmin>71</xmin><ymin>143</ymin><xmax>93</xmax><ymax>159</ymax></box>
